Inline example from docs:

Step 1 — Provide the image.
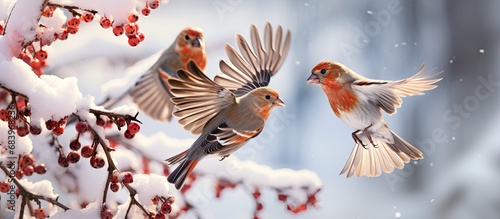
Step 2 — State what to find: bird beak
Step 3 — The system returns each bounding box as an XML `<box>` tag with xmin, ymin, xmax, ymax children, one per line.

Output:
<box><xmin>191</xmin><ymin>37</ymin><xmax>202</xmax><ymax>48</ymax></box>
<box><xmin>307</xmin><ymin>73</ymin><xmax>320</xmax><ymax>84</ymax></box>
<box><xmin>273</xmin><ymin>97</ymin><xmax>285</xmax><ymax>107</ymax></box>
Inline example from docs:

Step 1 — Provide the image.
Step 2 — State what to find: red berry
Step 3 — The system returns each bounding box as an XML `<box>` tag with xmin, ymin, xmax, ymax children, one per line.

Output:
<box><xmin>124</xmin><ymin>23</ymin><xmax>138</xmax><ymax>36</ymax></box>
<box><xmin>124</xmin><ymin>129</ymin><xmax>135</xmax><ymax>139</ymax></box>
<box><xmin>137</xmin><ymin>32</ymin><xmax>145</xmax><ymax>42</ymax></box>
<box><xmin>111</xmin><ymin>174</ymin><xmax>119</xmax><ymax>183</ymax></box>
<box><xmin>82</xmin><ymin>13</ymin><xmax>94</xmax><ymax>22</ymax></box>
<box><xmin>127</xmin><ymin>122</ymin><xmax>140</xmax><ymax>134</ymax></box>
<box><xmin>35</xmin><ymin>50</ymin><xmax>48</xmax><ymax>61</ymax></box>
<box><xmin>278</xmin><ymin>194</ymin><xmax>287</xmax><ymax>201</ymax></box>
<box><xmin>128</xmin><ymin>35</ymin><xmax>140</xmax><ymax>47</ymax></box>
<box><xmin>17</xmin><ymin>126</ymin><xmax>29</xmax><ymax>137</ymax></box>
<box><xmin>160</xmin><ymin>202</ymin><xmax>172</xmax><ymax>214</ymax></box>
<box><xmin>116</xmin><ymin>118</ymin><xmax>126</xmax><ymax>127</ymax></box>
<box><xmin>166</xmin><ymin>195</ymin><xmax>175</xmax><ymax>204</ymax></box>
<box><xmin>128</xmin><ymin>13</ymin><xmax>139</xmax><ymax>23</ymax></box>
<box><xmin>67</xmin><ymin>151</ymin><xmax>81</xmax><ymax>163</ymax></box>
<box><xmin>75</xmin><ymin>121</ymin><xmax>89</xmax><ymax>133</ymax></box>
<box><xmin>23</xmin><ymin>165</ymin><xmax>34</xmax><ymax>176</ymax></box>
<box><xmin>149</xmin><ymin>0</ymin><xmax>160</xmax><ymax>9</ymax></box>
<box><xmin>121</xmin><ymin>172</ymin><xmax>134</xmax><ymax>184</ymax></box>
<box><xmin>100</xmin><ymin>17</ymin><xmax>112</xmax><ymax>29</ymax></box>
<box><xmin>58</xmin><ymin>30</ymin><xmax>69</xmax><ymax>40</ymax></box>
<box><xmin>58</xmin><ymin>156</ymin><xmax>69</xmax><ymax>168</ymax></box>
<box><xmin>0</xmin><ymin>182</ymin><xmax>9</xmax><ymax>193</ymax></box>
<box><xmin>0</xmin><ymin>25</ymin><xmax>3</xmax><ymax>35</ymax></box>
<box><xmin>141</xmin><ymin>7</ymin><xmax>150</xmax><ymax>16</ymax></box>
<box><xmin>15</xmin><ymin>170</ymin><xmax>23</xmax><ymax>179</ymax></box>
<box><xmin>90</xmin><ymin>155</ymin><xmax>105</xmax><ymax>169</ymax></box>
<box><xmin>100</xmin><ymin>209</ymin><xmax>113</xmax><ymax>219</ymax></box>
<box><xmin>253</xmin><ymin>189</ymin><xmax>261</xmax><ymax>199</ymax></box>
<box><xmin>34</xmin><ymin>208</ymin><xmax>46</xmax><ymax>219</ymax></box>
<box><xmin>96</xmin><ymin>118</ymin><xmax>106</xmax><ymax>126</ymax></box>
<box><xmin>256</xmin><ymin>202</ymin><xmax>263</xmax><ymax>211</ymax></box>
<box><xmin>30</xmin><ymin>125</ymin><xmax>42</xmax><ymax>135</ymax></box>
<box><xmin>58</xmin><ymin>117</ymin><xmax>68</xmax><ymax>127</ymax></box>
<box><xmin>21</xmin><ymin>154</ymin><xmax>35</xmax><ymax>168</ymax></box>
<box><xmin>81</xmin><ymin>145</ymin><xmax>94</xmax><ymax>158</ymax></box>
<box><xmin>67</xmin><ymin>26</ymin><xmax>79</xmax><ymax>34</ymax></box>
<box><xmin>67</xmin><ymin>17</ymin><xmax>81</xmax><ymax>28</ymax></box>
<box><xmin>70</xmin><ymin>138</ymin><xmax>81</xmax><ymax>151</ymax></box>
<box><xmin>52</xmin><ymin>126</ymin><xmax>64</xmax><ymax>136</ymax></box>
<box><xmin>35</xmin><ymin>164</ymin><xmax>47</xmax><ymax>174</ymax></box>
<box><xmin>30</xmin><ymin>59</ymin><xmax>42</xmax><ymax>69</ymax></box>
<box><xmin>45</xmin><ymin>120</ymin><xmax>57</xmax><ymax>130</ymax></box>
<box><xmin>110</xmin><ymin>182</ymin><xmax>120</xmax><ymax>192</ymax></box>
<box><xmin>112</xmin><ymin>25</ymin><xmax>124</xmax><ymax>36</ymax></box>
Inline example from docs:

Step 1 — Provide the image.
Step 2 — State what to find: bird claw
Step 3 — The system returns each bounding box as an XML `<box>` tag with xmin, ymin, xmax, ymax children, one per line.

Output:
<box><xmin>360</xmin><ymin>143</ymin><xmax>368</xmax><ymax>149</ymax></box>
<box><xmin>219</xmin><ymin>155</ymin><xmax>229</xmax><ymax>161</ymax></box>
<box><xmin>371</xmin><ymin>142</ymin><xmax>378</xmax><ymax>148</ymax></box>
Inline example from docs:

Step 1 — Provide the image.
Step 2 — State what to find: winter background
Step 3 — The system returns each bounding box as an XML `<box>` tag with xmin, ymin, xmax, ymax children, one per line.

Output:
<box><xmin>1</xmin><ymin>0</ymin><xmax>500</xmax><ymax>218</ymax></box>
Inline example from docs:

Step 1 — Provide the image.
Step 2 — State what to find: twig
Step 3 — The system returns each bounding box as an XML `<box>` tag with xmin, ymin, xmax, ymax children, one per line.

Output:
<box><xmin>0</xmin><ymin>164</ymin><xmax>70</xmax><ymax>214</ymax></box>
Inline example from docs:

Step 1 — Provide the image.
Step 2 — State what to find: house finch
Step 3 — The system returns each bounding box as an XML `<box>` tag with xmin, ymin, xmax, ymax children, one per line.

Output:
<box><xmin>103</xmin><ymin>27</ymin><xmax>207</xmax><ymax>121</ymax></box>
<box><xmin>166</xmin><ymin>23</ymin><xmax>291</xmax><ymax>189</ymax></box>
<box><xmin>307</xmin><ymin>62</ymin><xmax>442</xmax><ymax>177</ymax></box>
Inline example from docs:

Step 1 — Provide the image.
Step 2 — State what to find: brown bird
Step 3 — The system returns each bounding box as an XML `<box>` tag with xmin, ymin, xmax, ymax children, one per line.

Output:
<box><xmin>103</xmin><ymin>27</ymin><xmax>207</xmax><ymax>121</ymax></box>
<box><xmin>166</xmin><ymin>23</ymin><xmax>291</xmax><ymax>189</ymax></box>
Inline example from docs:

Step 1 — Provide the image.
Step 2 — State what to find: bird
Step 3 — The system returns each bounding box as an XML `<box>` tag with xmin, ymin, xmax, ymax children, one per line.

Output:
<box><xmin>307</xmin><ymin>62</ymin><xmax>442</xmax><ymax>177</ymax></box>
<box><xmin>165</xmin><ymin>23</ymin><xmax>291</xmax><ymax>189</ymax></box>
<box><xmin>102</xmin><ymin>27</ymin><xmax>207</xmax><ymax>121</ymax></box>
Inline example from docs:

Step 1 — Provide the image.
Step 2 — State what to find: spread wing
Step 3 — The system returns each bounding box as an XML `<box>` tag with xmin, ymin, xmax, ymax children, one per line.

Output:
<box><xmin>352</xmin><ymin>65</ymin><xmax>443</xmax><ymax>115</ymax></box>
<box><xmin>168</xmin><ymin>61</ymin><xmax>236</xmax><ymax>135</ymax></box>
<box><xmin>129</xmin><ymin>46</ymin><xmax>181</xmax><ymax>121</ymax></box>
<box><xmin>214</xmin><ymin>22</ymin><xmax>291</xmax><ymax>96</ymax></box>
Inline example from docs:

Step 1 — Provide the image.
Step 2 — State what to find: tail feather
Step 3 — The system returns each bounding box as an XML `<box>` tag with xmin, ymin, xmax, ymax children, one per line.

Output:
<box><xmin>165</xmin><ymin>149</ymin><xmax>188</xmax><ymax>166</ymax></box>
<box><xmin>340</xmin><ymin>132</ymin><xmax>422</xmax><ymax>177</ymax></box>
<box><xmin>167</xmin><ymin>159</ymin><xmax>199</xmax><ymax>190</ymax></box>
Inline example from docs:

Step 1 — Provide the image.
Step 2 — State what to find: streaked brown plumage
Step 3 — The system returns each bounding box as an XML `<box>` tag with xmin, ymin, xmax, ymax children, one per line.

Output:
<box><xmin>166</xmin><ymin>23</ymin><xmax>291</xmax><ymax>189</ymax></box>
<box><xmin>103</xmin><ymin>27</ymin><xmax>207</xmax><ymax>121</ymax></box>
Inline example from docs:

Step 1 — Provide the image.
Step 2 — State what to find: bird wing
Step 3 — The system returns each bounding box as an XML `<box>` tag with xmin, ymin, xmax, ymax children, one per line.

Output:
<box><xmin>129</xmin><ymin>46</ymin><xmax>181</xmax><ymax>121</ymax></box>
<box><xmin>351</xmin><ymin>65</ymin><xmax>442</xmax><ymax>115</ymax></box>
<box><xmin>214</xmin><ymin>22</ymin><xmax>291</xmax><ymax>96</ymax></box>
<box><xmin>204</xmin><ymin>115</ymin><xmax>264</xmax><ymax>155</ymax></box>
<box><xmin>168</xmin><ymin>61</ymin><xmax>236</xmax><ymax>135</ymax></box>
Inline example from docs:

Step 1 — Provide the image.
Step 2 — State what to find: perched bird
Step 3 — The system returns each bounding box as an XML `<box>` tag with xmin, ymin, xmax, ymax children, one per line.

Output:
<box><xmin>165</xmin><ymin>23</ymin><xmax>291</xmax><ymax>189</ymax></box>
<box><xmin>102</xmin><ymin>27</ymin><xmax>207</xmax><ymax>121</ymax></box>
<box><xmin>307</xmin><ymin>62</ymin><xmax>442</xmax><ymax>177</ymax></box>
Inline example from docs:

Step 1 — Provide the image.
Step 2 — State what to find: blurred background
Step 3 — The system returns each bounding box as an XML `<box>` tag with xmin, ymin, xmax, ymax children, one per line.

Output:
<box><xmin>46</xmin><ymin>0</ymin><xmax>500</xmax><ymax>218</ymax></box>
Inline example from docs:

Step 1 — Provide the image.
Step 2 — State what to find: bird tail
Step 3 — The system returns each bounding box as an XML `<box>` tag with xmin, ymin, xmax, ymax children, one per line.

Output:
<box><xmin>340</xmin><ymin>130</ymin><xmax>422</xmax><ymax>178</ymax></box>
<box><xmin>165</xmin><ymin>150</ymin><xmax>199</xmax><ymax>189</ymax></box>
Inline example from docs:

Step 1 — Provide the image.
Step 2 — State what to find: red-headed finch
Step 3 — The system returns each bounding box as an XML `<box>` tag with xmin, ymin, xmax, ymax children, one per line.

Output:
<box><xmin>166</xmin><ymin>23</ymin><xmax>291</xmax><ymax>189</ymax></box>
<box><xmin>307</xmin><ymin>62</ymin><xmax>442</xmax><ymax>177</ymax></box>
<box><xmin>103</xmin><ymin>27</ymin><xmax>207</xmax><ymax>121</ymax></box>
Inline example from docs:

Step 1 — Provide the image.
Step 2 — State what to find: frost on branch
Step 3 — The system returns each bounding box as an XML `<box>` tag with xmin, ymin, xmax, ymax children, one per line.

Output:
<box><xmin>109</xmin><ymin>132</ymin><xmax>323</xmax><ymax>218</ymax></box>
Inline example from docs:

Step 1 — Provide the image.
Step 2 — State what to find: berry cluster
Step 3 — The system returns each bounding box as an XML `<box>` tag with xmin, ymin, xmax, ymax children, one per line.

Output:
<box><xmin>13</xmin><ymin>154</ymin><xmax>47</xmax><ymax>179</ymax></box>
<box><xmin>0</xmin><ymin>1</ymin><xmax>163</xmax><ymax>77</ymax></box>
<box><xmin>149</xmin><ymin>195</ymin><xmax>175</xmax><ymax>219</ymax></box>
<box><xmin>277</xmin><ymin>188</ymin><xmax>320</xmax><ymax>214</ymax></box>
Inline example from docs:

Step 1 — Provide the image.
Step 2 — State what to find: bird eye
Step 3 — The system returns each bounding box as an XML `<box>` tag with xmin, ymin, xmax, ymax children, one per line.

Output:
<box><xmin>265</xmin><ymin>95</ymin><xmax>271</xmax><ymax>100</ymax></box>
<box><xmin>184</xmin><ymin>35</ymin><xmax>190</xmax><ymax>40</ymax></box>
<box><xmin>320</xmin><ymin>69</ymin><xmax>326</xmax><ymax>74</ymax></box>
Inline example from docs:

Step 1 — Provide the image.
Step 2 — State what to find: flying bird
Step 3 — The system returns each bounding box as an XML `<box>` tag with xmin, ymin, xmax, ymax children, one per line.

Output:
<box><xmin>307</xmin><ymin>62</ymin><xmax>442</xmax><ymax>177</ymax></box>
<box><xmin>102</xmin><ymin>27</ymin><xmax>207</xmax><ymax>121</ymax></box>
<box><xmin>166</xmin><ymin>23</ymin><xmax>291</xmax><ymax>189</ymax></box>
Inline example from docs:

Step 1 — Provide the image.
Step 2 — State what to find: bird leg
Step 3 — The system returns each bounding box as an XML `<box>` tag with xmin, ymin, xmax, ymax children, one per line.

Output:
<box><xmin>219</xmin><ymin>155</ymin><xmax>229</xmax><ymax>161</ymax></box>
<box><xmin>351</xmin><ymin>130</ymin><xmax>367</xmax><ymax>149</ymax></box>
<box><xmin>362</xmin><ymin>124</ymin><xmax>378</xmax><ymax>147</ymax></box>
